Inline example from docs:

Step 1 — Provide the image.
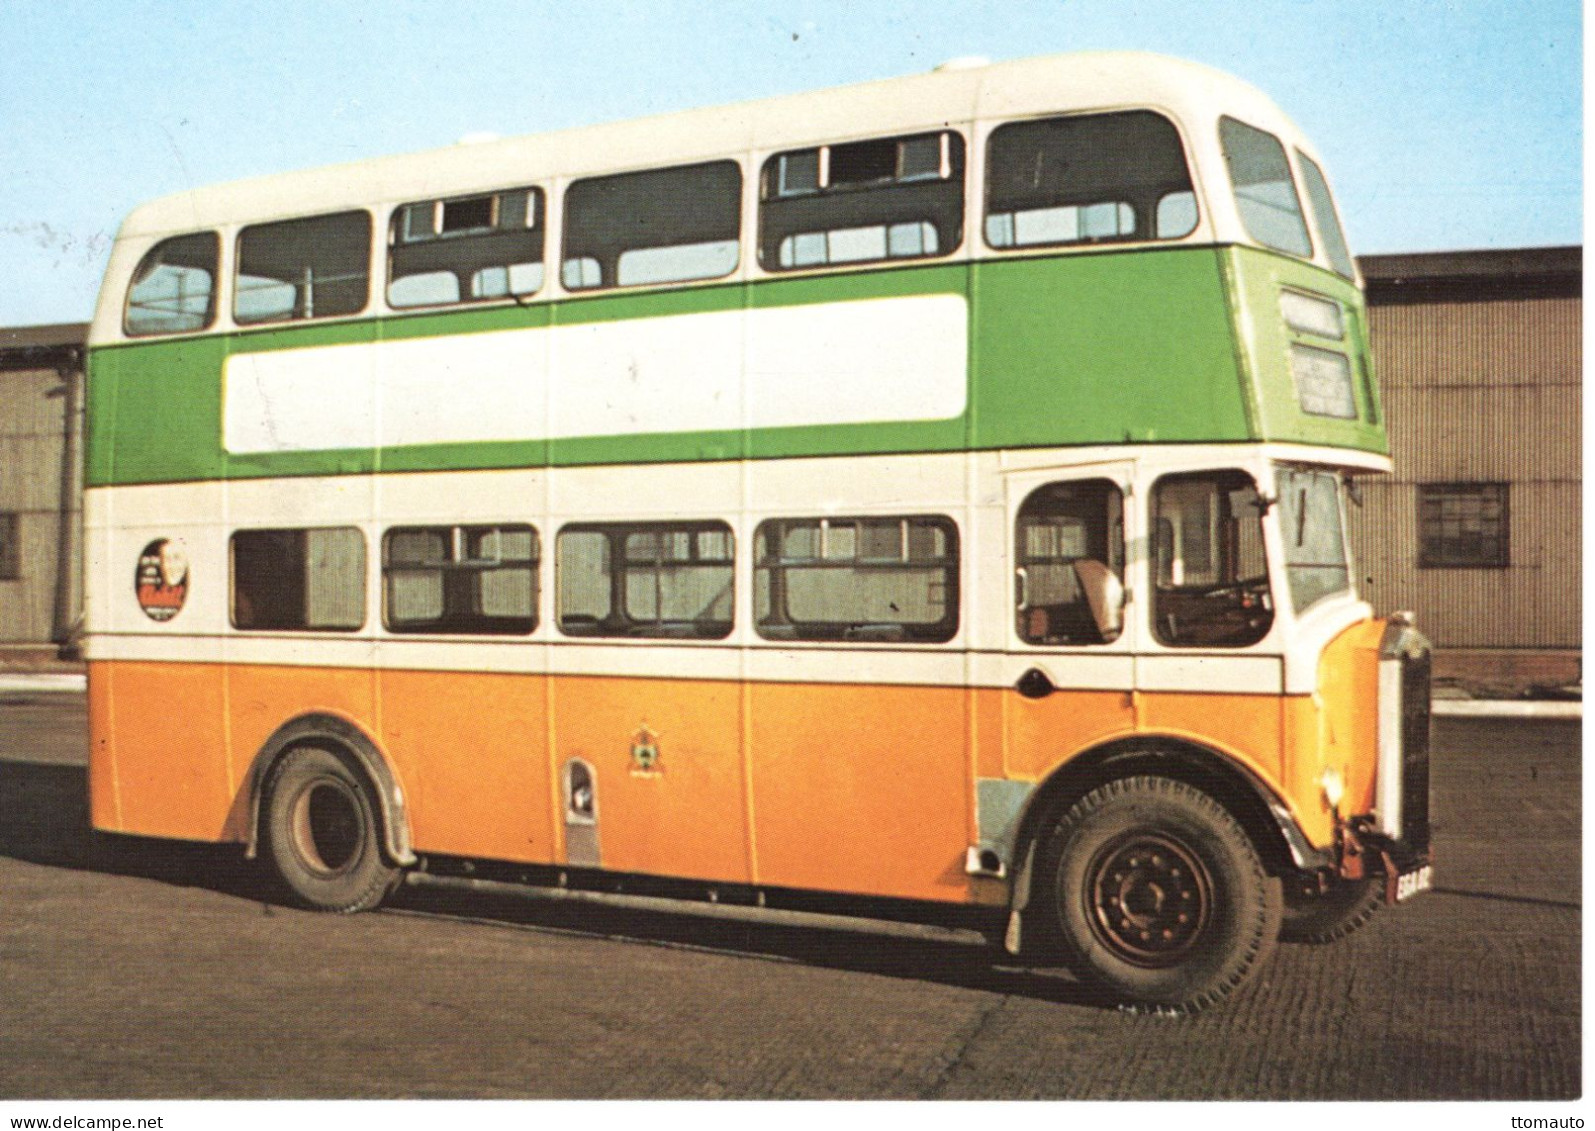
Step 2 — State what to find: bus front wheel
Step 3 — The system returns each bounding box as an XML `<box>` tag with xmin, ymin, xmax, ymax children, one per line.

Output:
<box><xmin>1281</xmin><ymin>877</ymin><xmax>1382</xmax><ymax>944</ymax></box>
<box><xmin>262</xmin><ymin>745</ymin><xmax>399</xmax><ymax>914</ymax></box>
<box><xmin>1035</xmin><ymin>775</ymin><xmax>1282</xmax><ymax>1012</ymax></box>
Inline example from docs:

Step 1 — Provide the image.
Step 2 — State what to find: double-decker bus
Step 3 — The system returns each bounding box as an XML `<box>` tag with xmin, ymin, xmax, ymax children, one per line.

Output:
<box><xmin>84</xmin><ymin>51</ymin><xmax>1431</xmax><ymax>1011</ymax></box>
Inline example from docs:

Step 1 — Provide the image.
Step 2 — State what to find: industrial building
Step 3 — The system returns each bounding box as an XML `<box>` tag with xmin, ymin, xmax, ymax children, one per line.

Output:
<box><xmin>1354</xmin><ymin>246</ymin><xmax>1581</xmax><ymax>692</ymax></box>
<box><xmin>0</xmin><ymin>246</ymin><xmax>1581</xmax><ymax>690</ymax></box>
<box><xmin>0</xmin><ymin>322</ymin><xmax>83</xmax><ymax>664</ymax></box>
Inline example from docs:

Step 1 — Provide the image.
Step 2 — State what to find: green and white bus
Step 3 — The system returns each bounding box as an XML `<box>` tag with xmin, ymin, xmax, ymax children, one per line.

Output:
<box><xmin>86</xmin><ymin>51</ymin><xmax>1431</xmax><ymax>1011</ymax></box>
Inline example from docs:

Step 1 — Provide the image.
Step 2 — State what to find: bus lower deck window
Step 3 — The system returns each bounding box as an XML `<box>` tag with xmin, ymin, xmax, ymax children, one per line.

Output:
<box><xmin>383</xmin><ymin>524</ymin><xmax>539</xmax><ymax>635</ymax></box>
<box><xmin>231</xmin><ymin>527</ymin><xmax>366</xmax><ymax>631</ymax></box>
<box><xmin>754</xmin><ymin>516</ymin><xmax>958</xmax><ymax>643</ymax></box>
<box><xmin>557</xmin><ymin>522</ymin><xmax>733</xmax><ymax>639</ymax></box>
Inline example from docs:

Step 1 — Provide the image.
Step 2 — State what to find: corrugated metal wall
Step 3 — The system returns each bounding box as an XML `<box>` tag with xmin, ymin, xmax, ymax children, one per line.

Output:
<box><xmin>0</xmin><ymin>366</ymin><xmax>80</xmax><ymax>645</ymax></box>
<box><xmin>1350</xmin><ymin>294</ymin><xmax>1581</xmax><ymax>648</ymax></box>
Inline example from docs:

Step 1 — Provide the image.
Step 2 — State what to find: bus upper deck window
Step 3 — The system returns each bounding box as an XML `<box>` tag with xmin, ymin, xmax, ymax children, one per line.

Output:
<box><xmin>1295</xmin><ymin>152</ymin><xmax>1355</xmax><ymax>278</ymax></box>
<box><xmin>561</xmin><ymin>161</ymin><xmax>741</xmax><ymax>292</ymax></box>
<box><xmin>124</xmin><ymin>232</ymin><xmax>220</xmax><ymax>336</ymax></box>
<box><xmin>388</xmin><ymin>187</ymin><xmax>546</xmax><ymax>308</ymax></box>
<box><xmin>759</xmin><ymin>131</ymin><xmax>965</xmax><ymax>271</ymax></box>
<box><xmin>984</xmin><ymin>110</ymin><xmax>1196</xmax><ymax>251</ymax></box>
<box><xmin>235</xmin><ymin>211</ymin><xmax>371</xmax><ymax>325</ymax></box>
<box><xmin>1219</xmin><ymin>118</ymin><xmax>1312</xmax><ymax>259</ymax></box>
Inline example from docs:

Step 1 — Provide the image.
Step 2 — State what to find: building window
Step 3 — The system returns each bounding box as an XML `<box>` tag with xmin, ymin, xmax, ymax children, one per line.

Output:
<box><xmin>1418</xmin><ymin>484</ymin><xmax>1509</xmax><ymax>569</ymax></box>
<box><xmin>0</xmin><ymin>513</ymin><xmax>19</xmax><ymax>581</ymax></box>
<box><xmin>754</xmin><ymin>515</ymin><xmax>958</xmax><ymax>643</ymax></box>
<box><xmin>232</xmin><ymin>527</ymin><xmax>366</xmax><ymax>630</ymax></box>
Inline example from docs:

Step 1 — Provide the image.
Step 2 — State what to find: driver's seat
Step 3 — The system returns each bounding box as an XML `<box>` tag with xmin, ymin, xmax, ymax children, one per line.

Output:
<box><xmin>1073</xmin><ymin>559</ymin><xmax>1123</xmax><ymax>642</ymax></box>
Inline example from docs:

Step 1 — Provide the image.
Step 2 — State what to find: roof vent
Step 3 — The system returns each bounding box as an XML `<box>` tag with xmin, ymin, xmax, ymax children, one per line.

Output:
<box><xmin>933</xmin><ymin>56</ymin><xmax>991</xmax><ymax>73</ymax></box>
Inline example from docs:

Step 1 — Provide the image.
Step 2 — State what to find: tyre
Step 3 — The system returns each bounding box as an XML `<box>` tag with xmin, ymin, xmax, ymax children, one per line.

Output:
<box><xmin>1281</xmin><ymin>878</ymin><xmax>1382</xmax><ymax>944</ymax></box>
<box><xmin>262</xmin><ymin>745</ymin><xmax>399</xmax><ymax>913</ymax></box>
<box><xmin>1034</xmin><ymin>775</ymin><xmax>1282</xmax><ymax>1012</ymax></box>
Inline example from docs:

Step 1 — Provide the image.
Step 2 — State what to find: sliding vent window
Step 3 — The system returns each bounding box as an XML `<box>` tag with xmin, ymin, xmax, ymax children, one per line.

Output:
<box><xmin>557</xmin><ymin>522</ymin><xmax>733</xmax><ymax>638</ymax></box>
<box><xmin>388</xmin><ymin>187</ymin><xmax>545</xmax><ymax>307</ymax></box>
<box><xmin>561</xmin><ymin>161</ymin><xmax>740</xmax><ymax>291</ymax></box>
<box><xmin>232</xmin><ymin>527</ymin><xmax>366</xmax><ymax>631</ymax></box>
<box><xmin>235</xmin><ymin>211</ymin><xmax>370</xmax><ymax>324</ymax></box>
<box><xmin>125</xmin><ymin>232</ymin><xmax>219</xmax><ymax>336</ymax></box>
<box><xmin>754</xmin><ymin>516</ymin><xmax>958</xmax><ymax>643</ymax></box>
<box><xmin>1220</xmin><ymin>118</ymin><xmax>1312</xmax><ymax>258</ymax></box>
<box><xmin>384</xmin><ymin>525</ymin><xmax>538</xmax><ymax>634</ymax></box>
<box><xmin>759</xmin><ymin>131</ymin><xmax>965</xmax><ymax>270</ymax></box>
<box><xmin>985</xmin><ymin>111</ymin><xmax>1196</xmax><ymax>250</ymax></box>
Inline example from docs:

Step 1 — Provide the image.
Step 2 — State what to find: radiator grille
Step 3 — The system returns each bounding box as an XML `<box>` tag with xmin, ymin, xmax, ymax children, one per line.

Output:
<box><xmin>1399</xmin><ymin>645</ymin><xmax>1433</xmax><ymax>852</ymax></box>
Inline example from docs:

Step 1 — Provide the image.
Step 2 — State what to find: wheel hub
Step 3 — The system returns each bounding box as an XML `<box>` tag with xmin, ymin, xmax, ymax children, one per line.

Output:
<box><xmin>291</xmin><ymin>778</ymin><xmax>364</xmax><ymax>876</ymax></box>
<box><xmin>1086</xmin><ymin>831</ymin><xmax>1212</xmax><ymax>967</ymax></box>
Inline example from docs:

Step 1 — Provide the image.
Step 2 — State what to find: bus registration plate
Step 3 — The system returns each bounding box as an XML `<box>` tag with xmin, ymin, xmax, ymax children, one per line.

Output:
<box><xmin>1395</xmin><ymin>863</ymin><xmax>1433</xmax><ymax>903</ymax></box>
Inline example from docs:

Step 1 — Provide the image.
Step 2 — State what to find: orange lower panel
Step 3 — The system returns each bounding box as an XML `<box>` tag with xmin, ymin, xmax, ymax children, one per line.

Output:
<box><xmin>87</xmin><ymin>658</ymin><xmax>1329</xmax><ymax>904</ymax></box>
<box><xmin>747</xmin><ymin>682</ymin><xmax>972</xmax><ymax>902</ymax></box>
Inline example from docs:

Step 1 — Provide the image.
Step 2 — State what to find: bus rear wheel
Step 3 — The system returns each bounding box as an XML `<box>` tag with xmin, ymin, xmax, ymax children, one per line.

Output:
<box><xmin>262</xmin><ymin>745</ymin><xmax>399</xmax><ymax>914</ymax></box>
<box><xmin>1035</xmin><ymin>775</ymin><xmax>1282</xmax><ymax>1012</ymax></box>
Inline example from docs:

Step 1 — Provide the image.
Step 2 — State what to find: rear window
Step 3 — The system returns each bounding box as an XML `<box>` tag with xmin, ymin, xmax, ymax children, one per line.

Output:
<box><xmin>125</xmin><ymin>232</ymin><xmax>219</xmax><ymax>336</ymax></box>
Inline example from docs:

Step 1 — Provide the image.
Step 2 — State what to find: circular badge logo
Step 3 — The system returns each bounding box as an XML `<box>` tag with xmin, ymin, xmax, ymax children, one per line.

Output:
<box><xmin>135</xmin><ymin>538</ymin><xmax>189</xmax><ymax>622</ymax></box>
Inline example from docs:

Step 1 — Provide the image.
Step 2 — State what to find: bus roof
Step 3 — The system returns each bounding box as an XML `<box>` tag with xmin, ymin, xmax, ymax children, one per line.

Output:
<box><xmin>116</xmin><ymin>51</ymin><xmax>1309</xmax><ymax>239</ymax></box>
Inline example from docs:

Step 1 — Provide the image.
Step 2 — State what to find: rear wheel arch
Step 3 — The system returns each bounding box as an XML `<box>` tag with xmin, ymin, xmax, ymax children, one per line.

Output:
<box><xmin>244</xmin><ymin>713</ymin><xmax>415</xmax><ymax>869</ymax></box>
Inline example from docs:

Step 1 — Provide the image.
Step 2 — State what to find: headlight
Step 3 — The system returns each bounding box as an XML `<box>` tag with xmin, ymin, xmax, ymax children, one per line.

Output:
<box><xmin>1319</xmin><ymin>767</ymin><xmax>1346</xmax><ymax>811</ymax></box>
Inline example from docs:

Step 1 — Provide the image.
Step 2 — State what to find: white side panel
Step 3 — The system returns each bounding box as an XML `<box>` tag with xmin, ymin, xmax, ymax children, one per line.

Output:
<box><xmin>1134</xmin><ymin>654</ymin><xmax>1283</xmax><ymax>695</ymax></box>
<box><xmin>222</xmin><ymin>295</ymin><xmax>968</xmax><ymax>454</ymax></box>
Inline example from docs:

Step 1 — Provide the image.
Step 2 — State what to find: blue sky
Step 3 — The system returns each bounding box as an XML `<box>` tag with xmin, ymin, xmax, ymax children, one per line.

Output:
<box><xmin>1</xmin><ymin>0</ymin><xmax>1581</xmax><ymax>327</ymax></box>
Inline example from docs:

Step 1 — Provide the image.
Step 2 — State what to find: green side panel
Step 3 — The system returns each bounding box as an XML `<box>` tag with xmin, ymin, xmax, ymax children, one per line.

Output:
<box><xmin>86</xmin><ymin>335</ymin><xmax>232</xmax><ymax>487</ymax></box>
<box><xmin>84</xmin><ymin>247</ymin><xmax>1387</xmax><ymax>489</ymax></box>
<box><xmin>969</xmin><ymin>248</ymin><xmax>1251</xmax><ymax>448</ymax></box>
<box><xmin>1221</xmin><ymin>246</ymin><xmax>1388</xmax><ymax>454</ymax></box>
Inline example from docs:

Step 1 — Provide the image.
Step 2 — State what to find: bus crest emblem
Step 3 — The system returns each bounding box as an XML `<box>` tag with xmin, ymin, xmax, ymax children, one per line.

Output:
<box><xmin>630</xmin><ymin>725</ymin><xmax>661</xmax><ymax>774</ymax></box>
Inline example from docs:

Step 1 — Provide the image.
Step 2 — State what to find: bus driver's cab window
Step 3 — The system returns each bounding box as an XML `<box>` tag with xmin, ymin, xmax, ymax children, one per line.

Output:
<box><xmin>1152</xmin><ymin>470</ymin><xmax>1274</xmax><ymax>647</ymax></box>
<box><xmin>1016</xmin><ymin>479</ymin><xmax>1125</xmax><ymax>646</ymax></box>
